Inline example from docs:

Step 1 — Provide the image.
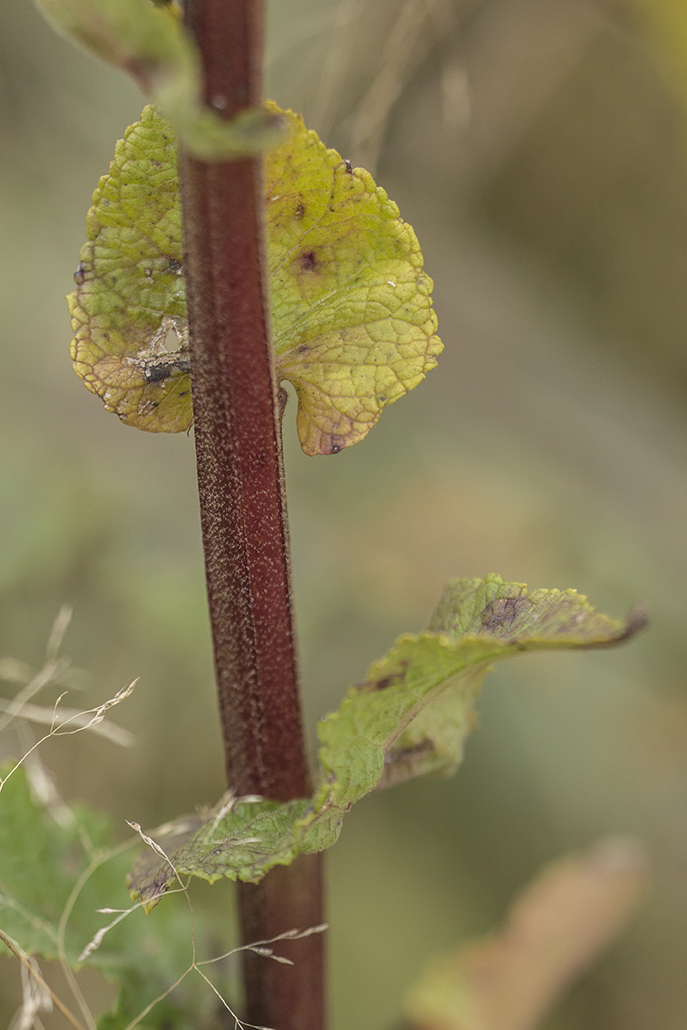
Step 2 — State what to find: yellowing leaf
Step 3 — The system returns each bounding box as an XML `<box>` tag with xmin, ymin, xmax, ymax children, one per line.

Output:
<box><xmin>404</xmin><ymin>839</ymin><xmax>649</xmax><ymax>1030</ymax></box>
<box><xmin>69</xmin><ymin>108</ymin><xmax>189</xmax><ymax>432</ymax></box>
<box><xmin>265</xmin><ymin>113</ymin><xmax>441</xmax><ymax>454</ymax></box>
<box><xmin>68</xmin><ymin>104</ymin><xmax>443</xmax><ymax>454</ymax></box>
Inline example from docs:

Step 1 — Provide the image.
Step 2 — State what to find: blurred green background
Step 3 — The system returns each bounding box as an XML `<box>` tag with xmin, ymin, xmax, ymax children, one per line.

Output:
<box><xmin>2</xmin><ymin>0</ymin><xmax>687</xmax><ymax>1026</ymax></box>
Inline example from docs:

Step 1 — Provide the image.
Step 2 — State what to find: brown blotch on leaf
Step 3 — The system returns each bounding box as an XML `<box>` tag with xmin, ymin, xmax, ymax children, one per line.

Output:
<box><xmin>327</xmin><ymin>434</ymin><xmax>346</xmax><ymax>454</ymax></box>
<box><xmin>379</xmin><ymin>740</ymin><xmax>438</xmax><ymax>790</ymax></box>
<box><xmin>481</xmin><ymin>595</ymin><xmax>532</xmax><ymax>635</ymax></box>
<box><xmin>300</xmin><ymin>250</ymin><xmax>317</xmax><ymax>271</ymax></box>
<box><xmin>385</xmin><ymin>740</ymin><xmax>435</xmax><ymax>765</ymax></box>
<box><xmin>361</xmin><ymin>661</ymin><xmax>408</xmax><ymax>693</ymax></box>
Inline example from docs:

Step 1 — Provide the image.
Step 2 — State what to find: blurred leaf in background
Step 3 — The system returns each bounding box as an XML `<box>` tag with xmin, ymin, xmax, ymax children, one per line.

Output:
<box><xmin>1</xmin><ymin>0</ymin><xmax>686</xmax><ymax>1027</ymax></box>
<box><xmin>404</xmin><ymin>837</ymin><xmax>649</xmax><ymax>1030</ymax></box>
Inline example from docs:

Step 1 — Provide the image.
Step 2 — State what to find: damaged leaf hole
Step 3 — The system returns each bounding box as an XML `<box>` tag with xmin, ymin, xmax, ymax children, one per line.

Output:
<box><xmin>128</xmin><ymin>315</ymin><xmax>191</xmax><ymax>385</ymax></box>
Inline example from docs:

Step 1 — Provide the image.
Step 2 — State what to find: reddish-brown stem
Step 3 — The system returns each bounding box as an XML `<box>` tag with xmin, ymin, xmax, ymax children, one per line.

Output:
<box><xmin>179</xmin><ymin>1</ymin><xmax>325</xmax><ymax>1027</ymax></box>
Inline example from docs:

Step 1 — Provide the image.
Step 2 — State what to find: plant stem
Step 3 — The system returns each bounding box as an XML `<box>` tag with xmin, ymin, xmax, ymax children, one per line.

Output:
<box><xmin>178</xmin><ymin>1</ymin><xmax>325</xmax><ymax>1027</ymax></box>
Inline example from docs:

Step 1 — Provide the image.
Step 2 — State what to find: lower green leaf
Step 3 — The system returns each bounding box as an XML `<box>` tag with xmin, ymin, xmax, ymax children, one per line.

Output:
<box><xmin>128</xmin><ymin>575</ymin><xmax>646</xmax><ymax>907</ymax></box>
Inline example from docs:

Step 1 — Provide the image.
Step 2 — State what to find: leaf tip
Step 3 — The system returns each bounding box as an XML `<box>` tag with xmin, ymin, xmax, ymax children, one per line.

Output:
<box><xmin>621</xmin><ymin>602</ymin><xmax>649</xmax><ymax>640</ymax></box>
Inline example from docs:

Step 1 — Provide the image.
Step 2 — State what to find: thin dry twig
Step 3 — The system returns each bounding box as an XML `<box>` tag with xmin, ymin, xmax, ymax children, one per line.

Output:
<box><xmin>0</xmin><ymin>697</ymin><xmax>134</xmax><ymax>746</ymax></box>
<box><xmin>0</xmin><ymin>606</ymin><xmax>73</xmax><ymax>737</ymax></box>
<box><xmin>0</xmin><ymin>680</ymin><xmax>138</xmax><ymax>795</ymax></box>
<box><xmin>0</xmin><ymin>929</ymin><xmax>85</xmax><ymax>1030</ymax></box>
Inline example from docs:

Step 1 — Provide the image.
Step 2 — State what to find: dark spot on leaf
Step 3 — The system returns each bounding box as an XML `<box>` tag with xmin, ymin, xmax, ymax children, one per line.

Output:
<box><xmin>145</xmin><ymin>365</ymin><xmax>173</xmax><ymax>384</ymax></box>
<box><xmin>360</xmin><ymin>661</ymin><xmax>408</xmax><ymax>692</ymax></box>
<box><xmin>481</xmin><ymin>596</ymin><xmax>531</xmax><ymax>635</ymax></box>
<box><xmin>295</xmin><ymin>201</ymin><xmax>305</xmax><ymax>218</ymax></box>
<box><xmin>142</xmin><ymin>357</ymin><xmax>192</xmax><ymax>383</ymax></box>
<box><xmin>73</xmin><ymin>262</ymin><xmax>86</xmax><ymax>285</ymax></box>
<box><xmin>168</xmin><ymin>257</ymin><xmax>182</xmax><ymax>273</ymax></box>
<box><xmin>385</xmin><ymin>740</ymin><xmax>435</xmax><ymax>765</ymax></box>
<box><xmin>379</xmin><ymin>740</ymin><xmax>441</xmax><ymax>789</ymax></box>
<box><xmin>328</xmin><ymin>434</ymin><xmax>347</xmax><ymax>454</ymax></box>
<box><xmin>300</xmin><ymin>250</ymin><xmax>317</xmax><ymax>271</ymax></box>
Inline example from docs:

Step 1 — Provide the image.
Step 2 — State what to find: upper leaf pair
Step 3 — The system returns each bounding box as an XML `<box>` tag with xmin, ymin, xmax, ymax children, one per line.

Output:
<box><xmin>68</xmin><ymin>103</ymin><xmax>443</xmax><ymax>455</ymax></box>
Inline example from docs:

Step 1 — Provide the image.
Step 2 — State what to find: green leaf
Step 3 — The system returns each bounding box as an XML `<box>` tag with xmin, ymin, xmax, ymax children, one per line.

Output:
<box><xmin>128</xmin><ymin>798</ymin><xmax>314</xmax><ymax>911</ymax></box>
<box><xmin>68</xmin><ymin>104</ymin><xmax>443</xmax><ymax>453</ymax></box>
<box><xmin>128</xmin><ymin>575</ymin><xmax>645</xmax><ymax>906</ymax></box>
<box><xmin>0</xmin><ymin>763</ymin><xmax>115</xmax><ymax>961</ymax></box>
<box><xmin>34</xmin><ymin>0</ymin><xmax>284</xmax><ymax>159</ymax></box>
<box><xmin>0</xmin><ymin>765</ymin><xmax>230</xmax><ymax>1029</ymax></box>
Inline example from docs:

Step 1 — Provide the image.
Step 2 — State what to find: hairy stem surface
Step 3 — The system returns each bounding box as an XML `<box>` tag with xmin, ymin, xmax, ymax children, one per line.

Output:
<box><xmin>179</xmin><ymin>1</ymin><xmax>325</xmax><ymax>1026</ymax></box>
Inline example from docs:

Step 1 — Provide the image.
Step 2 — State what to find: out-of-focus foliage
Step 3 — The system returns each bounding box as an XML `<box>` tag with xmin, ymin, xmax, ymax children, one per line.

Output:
<box><xmin>1</xmin><ymin>0</ymin><xmax>686</xmax><ymax>1027</ymax></box>
<box><xmin>628</xmin><ymin>0</ymin><xmax>687</xmax><ymax>118</ymax></box>
<box><xmin>0</xmin><ymin>765</ymin><xmax>225</xmax><ymax>1030</ymax></box>
<box><xmin>35</xmin><ymin>0</ymin><xmax>285</xmax><ymax>159</ymax></box>
<box><xmin>404</xmin><ymin>838</ymin><xmax>649</xmax><ymax>1030</ymax></box>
